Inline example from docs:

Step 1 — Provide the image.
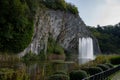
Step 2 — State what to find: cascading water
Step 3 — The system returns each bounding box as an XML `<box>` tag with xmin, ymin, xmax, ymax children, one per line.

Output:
<box><xmin>78</xmin><ymin>37</ymin><xmax>94</xmax><ymax>64</ymax></box>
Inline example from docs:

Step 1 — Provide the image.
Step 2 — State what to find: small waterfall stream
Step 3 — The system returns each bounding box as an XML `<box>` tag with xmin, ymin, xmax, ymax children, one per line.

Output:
<box><xmin>78</xmin><ymin>37</ymin><xmax>94</xmax><ymax>64</ymax></box>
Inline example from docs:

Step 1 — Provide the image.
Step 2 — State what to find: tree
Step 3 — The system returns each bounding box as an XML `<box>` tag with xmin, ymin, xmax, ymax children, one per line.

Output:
<box><xmin>0</xmin><ymin>0</ymin><xmax>33</xmax><ymax>53</ymax></box>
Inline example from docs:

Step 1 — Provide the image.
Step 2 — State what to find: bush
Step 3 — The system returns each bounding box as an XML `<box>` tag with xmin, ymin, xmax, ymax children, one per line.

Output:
<box><xmin>22</xmin><ymin>51</ymin><xmax>38</xmax><ymax>61</ymax></box>
<box><xmin>42</xmin><ymin>0</ymin><xmax>66</xmax><ymax>10</ymax></box>
<box><xmin>66</xmin><ymin>3</ymin><xmax>78</xmax><ymax>14</ymax></box>
<box><xmin>54</xmin><ymin>44</ymin><xmax>64</xmax><ymax>55</ymax></box>
<box><xmin>97</xmin><ymin>64</ymin><xmax>110</xmax><ymax>71</ymax></box>
<box><xmin>53</xmin><ymin>71</ymin><xmax>67</xmax><ymax>75</ymax></box>
<box><xmin>82</xmin><ymin>67</ymin><xmax>103</xmax><ymax>75</ymax></box>
<box><xmin>69</xmin><ymin>70</ymin><xmax>88</xmax><ymax>80</ymax></box>
<box><xmin>0</xmin><ymin>68</ymin><xmax>29</xmax><ymax>80</ymax></box>
<box><xmin>0</xmin><ymin>68</ymin><xmax>14</xmax><ymax>80</ymax></box>
<box><xmin>42</xmin><ymin>0</ymin><xmax>78</xmax><ymax>14</ymax></box>
<box><xmin>109</xmin><ymin>56</ymin><xmax>120</xmax><ymax>65</ymax></box>
<box><xmin>0</xmin><ymin>0</ymin><xmax>34</xmax><ymax>53</ymax></box>
<box><xmin>47</xmin><ymin>37</ymin><xmax>64</xmax><ymax>55</ymax></box>
<box><xmin>105</xmin><ymin>63</ymin><xmax>114</xmax><ymax>68</ymax></box>
<box><xmin>48</xmin><ymin>74</ymin><xmax>69</xmax><ymax>80</ymax></box>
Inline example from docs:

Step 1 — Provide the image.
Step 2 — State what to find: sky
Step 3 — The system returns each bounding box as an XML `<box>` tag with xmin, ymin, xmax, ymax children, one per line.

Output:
<box><xmin>65</xmin><ymin>0</ymin><xmax>120</xmax><ymax>26</ymax></box>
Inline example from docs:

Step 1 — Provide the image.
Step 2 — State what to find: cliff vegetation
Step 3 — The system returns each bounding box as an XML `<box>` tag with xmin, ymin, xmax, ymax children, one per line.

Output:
<box><xmin>0</xmin><ymin>0</ymin><xmax>78</xmax><ymax>54</ymax></box>
<box><xmin>89</xmin><ymin>23</ymin><xmax>120</xmax><ymax>54</ymax></box>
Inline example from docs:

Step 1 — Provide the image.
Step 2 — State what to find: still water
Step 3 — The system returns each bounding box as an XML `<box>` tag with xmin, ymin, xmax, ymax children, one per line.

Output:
<box><xmin>0</xmin><ymin>61</ymin><xmax>75</xmax><ymax>80</ymax></box>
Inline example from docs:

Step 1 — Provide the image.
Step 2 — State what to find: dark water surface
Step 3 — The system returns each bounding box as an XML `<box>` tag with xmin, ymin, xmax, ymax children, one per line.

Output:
<box><xmin>0</xmin><ymin>61</ymin><xmax>75</xmax><ymax>80</ymax></box>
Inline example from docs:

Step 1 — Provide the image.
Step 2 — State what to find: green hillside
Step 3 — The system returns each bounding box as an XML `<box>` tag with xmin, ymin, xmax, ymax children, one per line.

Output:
<box><xmin>89</xmin><ymin>24</ymin><xmax>120</xmax><ymax>54</ymax></box>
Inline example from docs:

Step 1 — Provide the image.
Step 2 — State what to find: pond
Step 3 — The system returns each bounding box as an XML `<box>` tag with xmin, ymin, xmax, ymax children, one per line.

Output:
<box><xmin>0</xmin><ymin>61</ymin><xmax>76</xmax><ymax>80</ymax></box>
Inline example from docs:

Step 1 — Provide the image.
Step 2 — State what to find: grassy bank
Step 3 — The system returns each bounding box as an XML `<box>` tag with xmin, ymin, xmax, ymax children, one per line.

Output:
<box><xmin>0</xmin><ymin>53</ymin><xmax>20</xmax><ymax>63</ymax></box>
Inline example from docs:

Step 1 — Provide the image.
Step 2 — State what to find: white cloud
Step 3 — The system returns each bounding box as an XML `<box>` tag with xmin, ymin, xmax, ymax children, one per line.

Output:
<box><xmin>65</xmin><ymin>0</ymin><xmax>120</xmax><ymax>26</ymax></box>
<box><xmin>95</xmin><ymin>0</ymin><xmax>120</xmax><ymax>26</ymax></box>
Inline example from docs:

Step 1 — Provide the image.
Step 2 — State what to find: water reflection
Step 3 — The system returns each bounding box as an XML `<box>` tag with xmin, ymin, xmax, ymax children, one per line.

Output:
<box><xmin>78</xmin><ymin>58</ymin><xmax>92</xmax><ymax>64</ymax></box>
<box><xmin>0</xmin><ymin>61</ymin><xmax>75</xmax><ymax>80</ymax></box>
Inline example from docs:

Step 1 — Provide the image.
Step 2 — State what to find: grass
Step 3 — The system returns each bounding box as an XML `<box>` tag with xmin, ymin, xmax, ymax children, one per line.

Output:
<box><xmin>0</xmin><ymin>53</ymin><xmax>20</xmax><ymax>62</ymax></box>
<box><xmin>108</xmin><ymin>71</ymin><xmax>120</xmax><ymax>80</ymax></box>
<box><xmin>78</xmin><ymin>54</ymin><xmax>120</xmax><ymax>69</ymax></box>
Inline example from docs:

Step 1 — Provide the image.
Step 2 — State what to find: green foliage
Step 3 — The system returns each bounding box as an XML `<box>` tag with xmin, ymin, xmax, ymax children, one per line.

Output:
<box><xmin>79</xmin><ymin>55</ymin><xmax>109</xmax><ymax>69</ymax></box>
<box><xmin>25</xmin><ymin>0</ymin><xmax>39</xmax><ymax>15</ymax></box>
<box><xmin>105</xmin><ymin>63</ymin><xmax>114</xmax><ymax>68</ymax></box>
<box><xmin>97</xmin><ymin>64</ymin><xmax>110</xmax><ymax>71</ymax></box>
<box><xmin>47</xmin><ymin>37</ymin><xmax>64</xmax><ymax>55</ymax></box>
<box><xmin>54</xmin><ymin>44</ymin><xmax>64</xmax><ymax>55</ymax></box>
<box><xmin>0</xmin><ymin>68</ymin><xmax>29</xmax><ymax>80</ymax></box>
<box><xmin>109</xmin><ymin>56</ymin><xmax>120</xmax><ymax>65</ymax></box>
<box><xmin>69</xmin><ymin>70</ymin><xmax>88</xmax><ymax>80</ymax></box>
<box><xmin>0</xmin><ymin>53</ymin><xmax>20</xmax><ymax>62</ymax></box>
<box><xmin>42</xmin><ymin>0</ymin><xmax>66</xmax><ymax>10</ymax></box>
<box><xmin>82</xmin><ymin>67</ymin><xmax>103</xmax><ymax>75</ymax></box>
<box><xmin>88</xmin><ymin>23</ymin><xmax>120</xmax><ymax>54</ymax></box>
<box><xmin>48</xmin><ymin>74</ymin><xmax>69</xmax><ymax>80</ymax></box>
<box><xmin>22</xmin><ymin>51</ymin><xmax>39</xmax><ymax>61</ymax></box>
<box><xmin>22</xmin><ymin>50</ymin><xmax>48</xmax><ymax>61</ymax></box>
<box><xmin>66</xmin><ymin>3</ymin><xmax>78</xmax><ymax>14</ymax></box>
<box><xmin>0</xmin><ymin>0</ymin><xmax>78</xmax><ymax>54</ymax></box>
<box><xmin>42</xmin><ymin>0</ymin><xmax>78</xmax><ymax>14</ymax></box>
<box><xmin>0</xmin><ymin>0</ymin><xmax>34</xmax><ymax>53</ymax></box>
<box><xmin>53</xmin><ymin>71</ymin><xmax>68</xmax><ymax>75</ymax></box>
<box><xmin>0</xmin><ymin>68</ymin><xmax>14</xmax><ymax>80</ymax></box>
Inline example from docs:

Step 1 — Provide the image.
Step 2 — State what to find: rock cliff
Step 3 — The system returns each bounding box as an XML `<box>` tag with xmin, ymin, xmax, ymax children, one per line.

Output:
<box><xmin>19</xmin><ymin>9</ymin><xmax>100</xmax><ymax>57</ymax></box>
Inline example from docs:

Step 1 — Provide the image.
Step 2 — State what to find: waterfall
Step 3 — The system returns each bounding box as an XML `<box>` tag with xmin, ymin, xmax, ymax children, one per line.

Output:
<box><xmin>78</xmin><ymin>37</ymin><xmax>94</xmax><ymax>64</ymax></box>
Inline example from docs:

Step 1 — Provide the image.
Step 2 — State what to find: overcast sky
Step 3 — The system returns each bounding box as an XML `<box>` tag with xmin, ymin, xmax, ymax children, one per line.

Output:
<box><xmin>65</xmin><ymin>0</ymin><xmax>120</xmax><ymax>26</ymax></box>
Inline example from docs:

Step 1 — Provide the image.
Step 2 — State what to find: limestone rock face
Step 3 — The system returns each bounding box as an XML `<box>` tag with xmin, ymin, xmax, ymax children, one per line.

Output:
<box><xmin>19</xmin><ymin>10</ymin><xmax>100</xmax><ymax>57</ymax></box>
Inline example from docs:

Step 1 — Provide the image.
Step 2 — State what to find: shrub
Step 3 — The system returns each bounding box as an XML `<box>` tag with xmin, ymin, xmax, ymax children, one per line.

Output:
<box><xmin>66</xmin><ymin>3</ymin><xmax>78</xmax><ymax>14</ymax></box>
<box><xmin>0</xmin><ymin>68</ymin><xmax>14</xmax><ymax>80</ymax></box>
<box><xmin>105</xmin><ymin>63</ymin><xmax>114</xmax><ymax>68</ymax></box>
<box><xmin>42</xmin><ymin>0</ymin><xmax>66</xmax><ymax>10</ymax></box>
<box><xmin>0</xmin><ymin>0</ymin><xmax>34</xmax><ymax>53</ymax></box>
<box><xmin>82</xmin><ymin>67</ymin><xmax>103</xmax><ymax>75</ymax></box>
<box><xmin>109</xmin><ymin>56</ymin><xmax>120</xmax><ymax>65</ymax></box>
<box><xmin>69</xmin><ymin>70</ymin><xmax>88</xmax><ymax>80</ymax></box>
<box><xmin>97</xmin><ymin>64</ymin><xmax>110</xmax><ymax>71</ymax></box>
<box><xmin>47</xmin><ymin>37</ymin><xmax>64</xmax><ymax>55</ymax></box>
<box><xmin>54</xmin><ymin>44</ymin><xmax>64</xmax><ymax>55</ymax></box>
<box><xmin>0</xmin><ymin>68</ymin><xmax>29</xmax><ymax>80</ymax></box>
<box><xmin>42</xmin><ymin>0</ymin><xmax>78</xmax><ymax>15</ymax></box>
<box><xmin>22</xmin><ymin>51</ymin><xmax>38</xmax><ymax>61</ymax></box>
<box><xmin>48</xmin><ymin>74</ymin><xmax>69</xmax><ymax>80</ymax></box>
<box><xmin>53</xmin><ymin>71</ymin><xmax>67</xmax><ymax>75</ymax></box>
